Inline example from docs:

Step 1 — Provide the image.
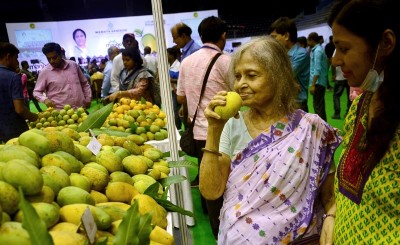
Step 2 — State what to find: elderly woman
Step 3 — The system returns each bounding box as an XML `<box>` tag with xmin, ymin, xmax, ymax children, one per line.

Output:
<box><xmin>199</xmin><ymin>36</ymin><xmax>341</xmax><ymax>244</ymax></box>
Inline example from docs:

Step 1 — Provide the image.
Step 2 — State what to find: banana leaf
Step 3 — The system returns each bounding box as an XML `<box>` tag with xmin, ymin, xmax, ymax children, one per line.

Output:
<box><xmin>113</xmin><ymin>200</ymin><xmax>152</xmax><ymax>245</ymax></box>
<box><xmin>77</xmin><ymin>102</ymin><xmax>114</xmax><ymax>132</ymax></box>
<box><xmin>18</xmin><ymin>187</ymin><xmax>54</xmax><ymax>245</ymax></box>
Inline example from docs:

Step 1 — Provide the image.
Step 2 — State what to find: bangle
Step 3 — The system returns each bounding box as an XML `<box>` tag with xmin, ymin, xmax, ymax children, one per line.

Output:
<box><xmin>322</xmin><ymin>213</ymin><xmax>336</xmax><ymax>221</ymax></box>
<box><xmin>201</xmin><ymin>148</ymin><xmax>222</xmax><ymax>156</ymax></box>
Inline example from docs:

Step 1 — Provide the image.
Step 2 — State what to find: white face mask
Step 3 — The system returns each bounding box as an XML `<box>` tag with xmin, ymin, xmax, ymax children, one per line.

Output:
<box><xmin>360</xmin><ymin>46</ymin><xmax>382</xmax><ymax>92</ymax></box>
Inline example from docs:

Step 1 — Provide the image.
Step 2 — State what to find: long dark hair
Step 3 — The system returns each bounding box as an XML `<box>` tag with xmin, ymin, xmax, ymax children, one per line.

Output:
<box><xmin>328</xmin><ymin>0</ymin><xmax>400</xmax><ymax>160</ymax></box>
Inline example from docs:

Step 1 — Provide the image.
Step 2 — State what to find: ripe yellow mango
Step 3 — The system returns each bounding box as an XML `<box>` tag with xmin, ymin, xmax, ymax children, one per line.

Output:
<box><xmin>105</xmin><ymin>181</ymin><xmax>139</xmax><ymax>203</ymax></box>
<box><xmin>149</xmin><ymin>225</ymin><xmax>174</xmax><ymax>245</ymax></box>
<box><xmin>49</xmin><ymin>230</ymin><xmax>87</xmax><ymax>245</ymax></box>
<box><xmin>132</xmin><ymin>194</ymin><xmax>167</xmax><ymax>229</ymax></box>
<box><xmin>59</xmin><ymin>204</ymin><xmax>112</xmax><ymax>230</ymax></box>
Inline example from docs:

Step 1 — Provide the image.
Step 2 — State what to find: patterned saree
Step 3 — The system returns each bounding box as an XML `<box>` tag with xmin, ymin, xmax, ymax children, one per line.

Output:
<box><xmin>218</xmin><ymin>110</ymin><xmax>341</xmax><ymax>244</ymax></box>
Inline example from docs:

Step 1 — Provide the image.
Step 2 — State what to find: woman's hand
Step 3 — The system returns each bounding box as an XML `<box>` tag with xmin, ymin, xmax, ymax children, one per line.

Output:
<box><xmin>105</xmin><ymin>92</ymin><xmax>119</xmax><ymax>102</ymax></box>
<box><xmin>204</xmin><ymin>91</ymin><xmax>235</xmax><ymax>126</ymax></box>
<box><xmin>320</xmin><ymin>216</ymin><xmax>335</xmax><ymax>245</ymax></box>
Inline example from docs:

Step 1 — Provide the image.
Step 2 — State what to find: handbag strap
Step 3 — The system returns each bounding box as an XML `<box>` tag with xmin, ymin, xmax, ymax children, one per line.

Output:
<box><xmin>189</xmin><ymin>52</ymin><xmax>222</xmax><ymax>129</ymax></box>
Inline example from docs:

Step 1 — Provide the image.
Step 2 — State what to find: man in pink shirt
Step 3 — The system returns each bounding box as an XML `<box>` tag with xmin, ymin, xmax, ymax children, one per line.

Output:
<box><xmin>176</xmin><ymin>15</ymin><xmax>231</xmax><ymax>238</ymax></box>
<box><xmin>34</xmin><ymin>42</ymin><xmax>92</xmax><ymax>110</ymax></box>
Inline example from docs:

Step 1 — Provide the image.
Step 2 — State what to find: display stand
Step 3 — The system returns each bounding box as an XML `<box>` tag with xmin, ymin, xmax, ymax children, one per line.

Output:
<box><xmin>146</xmin><ymin>129</ymin><xmax>195</xmax><ymax>227</ymax></box>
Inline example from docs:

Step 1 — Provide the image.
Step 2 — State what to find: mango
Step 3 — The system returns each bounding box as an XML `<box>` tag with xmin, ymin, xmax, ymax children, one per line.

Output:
<box><xmin>122</xmin><ymin>155</ymin><xmax>149</xmax><ymax>175</ymax></box>
<box><xmin>61</xmin><ymin>127</ymin><xmax>81</xmax><ymax>141</ymax></box>
<box><xmin>79</xmin><ymin>136</ymin><xmax>91</xmax><ymax>146</ymax></box>
<box><xmin>96</xmin><ymin>204</ymin><xmax>127</xmax><ymax>222</ymax></box>
<box><xmin>114</xmin><ymin>148</ymin><xmax>131</xmax><ymax>160</ymax></box>
<box><xmin>40</xmin><ymin>165</ymin><xmax>71</xmax><ymax>194</ymax></box>
<box><xmin>109</xmin><ymin>219</ymin><xmax>122</xmax><ymax>235</ymax></box>
<box><xmin>74</xmin><ymin>143</ymin><xmax>93</xmax><ymax>163</ymax></box>
<box><xmin>73</xmin><ymin>144</ymin><xmax>82</xmax><ymax>162</ymax></box>
<box><xmin>15</xmin><ymin>202</ymin><xmax>60</xmax><ymax>228</ymax></box>
<box><xmin>84</xmin><ymin>162</ymin><xmax>109</xmax><ymax>174</ymax></box>
<box><xmin>96</xmin><ymin>150</ymin><xmax>123</xmax><ymax>173</ymax></box>
<box><xmin>132</xmin><ymin>194</ymin><xmax>168</xmax><ymax>229</ymax></box>
<box><xmin>143</xmin><ymin>148</ymin><xmax>163</xmax><ymax>162</ymax></box>
<box><xmin>123</xmin><ymin>140</ymin><xmax>142</xmax><ymax>155</ymax></box>
<box><xmin>90</xmin><ymin>190</ymin><xmax>109</xmax><ymax>204</ymax></box>
<box><xmin>0</xmin><ymin>222</ymin><xmax>30</xmax><ymax>245</ymax></box>
<box><xmin>0</xmin><ymin>181</ymin><xmax>20</xmax><ymax>215</ymax></box>
<box><xmin>59</xmin><ymin>204</ymin><xmax>112</xmax><ymax>230</ymax></box>
<box><xmin>80</xmin><ymin>165</ymin><xmax>110</xmax><ymax>192</ymax></box>
<box><xmin>5</xmin><ymin>137</ymin><xmax>19</xmax><ymax>145</ymax></box>
<box><xmin>110</xmin><ymin>171</ymin><xmax>134</xmax><ymax>185</ymax></box>
<box><xmin>137</xmin><ymin>155</ymin><xmax>154</xmax><ymax>168</ymax></box>
<box><xmin>44</xmin><ymin>130</ymin><xmax>75</xmax><ymax>155</ymax></box>
<box><xmin>214</xmin><ymin>91</ymin><xmax>242</xmax><ymax>120</ymax></box>
<box><xmin>50</xmin><ymin>222</ymin><xmax>79</xmax><ymax>232</ymax></box>
<box><xmin>26</xmin><ymin>185</ymin><xmax>55</xmax><ymax>203</ymax></box>
<box><xmin>0</xmin><ymin>162</ymin><xmax>6</xmax><ymax>181</ymax></box>
<box><xmin>49</xmin><ymin>230</ymin><xmax>87</xmax><ymax>245</ymax></box>
<box><xmin>105</xmin><ymin>181</ymin><xmax>139</xmax><ymax>203</ymax></box>
<box><xmin>149</xmin><ymin>225</ymin><xmax>174</xmax><ymax>245</ymax></box>
<box><xmin>41</xmin><ymin>153</ymin><xmax>73</xmax><ymax>175</ymax></box>
<box><xmin>147</xmin><ymin>168</ymin><xmax>161</xmax><ymax>180</ymax></box>
<box><xmin>0</xmin><ymin>148</ymin><xmax>39</xmax><ymax>168</ymax></box>
<box><xmin>53</xmin><ymin>151</ymin><xmax>83</xmax><ymax>173</ymax></box>
<box><xmin>1</xmin><ymin>144</ymin><xmax>40</xmax><ymax>167</ymax></box>
<box><xmin>57</xmin><ymin>186</ymin><xmax>95</xmax><ymax>206</ymax></box>
<box><xmin>152</xmin><ymin>165</ymin><xmax>170</xmax><ymax>175</ymax></box>
<box><xmin>18</xmin><ymin>129</ymin><xmax>51</xmax><ymax>156</ymax></box>
<box><xmin>127</xmin><ymin>134</ymin><xmax>146</xmax><ymax>145</ymax></box>
<box><xmin>1</xmin><ymin>212</ymin><xmax>11</xmax><ymax>224</ymax></box>
<box><xmin>70</xmin><ymin>173</ymin><xmax>91</xmax><ymax>192</ymax></box>
<box><xmin>95</xmin><ymin>202</ymin><xmax>131</xmax><ymax>211</ymax></box>
<box><xmin>3</xmin><ymin>159</ymin><xmax>43</xmax><ymax>196</ymax></box>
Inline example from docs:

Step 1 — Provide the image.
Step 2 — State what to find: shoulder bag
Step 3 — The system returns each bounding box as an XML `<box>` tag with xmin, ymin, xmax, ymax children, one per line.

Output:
<box><xmin>179</xmin><ymin>52</ymin><xmax>222</xmax><ymax>156</ymax></box>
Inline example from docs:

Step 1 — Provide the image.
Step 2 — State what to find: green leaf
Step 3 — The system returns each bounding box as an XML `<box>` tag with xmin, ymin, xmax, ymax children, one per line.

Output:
<box><xmin>18</xmin><ymin>187</ymin><xmax>54</xmax><ymax>245</ymax></box>
<box><xmin>113</xmin><ymin>200</ymin><xmax>153</xmax><ymax>245</ymax></box>
<box><xmin>90</xmin><ymin>128</ymin><xmax>132</xmax><ymax>137</ymax></box>
<box><xmin>137</xmin><ymin>213</ymin><xmax>152</xmax><ymax>244</ymax></box>
<box><xmin>144</xmin><ymin>182</ymin><xmax>160</xmax><ymax>196</ymax></box>
<box><xmin>77</xmin><ymin>102</ymin><xmax>114</xmax><ymax>132</ymax></box>
<box><xmin>153</xmin><ymin>197</ymin><xmax>194</xmax><ymax>217</ymax></box>
<box><xmin>140</xmin><ymin>97</ymin><xmax>147</xmax><ymax>104</ymax></box>
<box><xmin>168</xmin><ymin>160</ymin><xmax>198</xmax><ymax>169</ymax></box>
<box><xmin>158</xmin><ymin>175</ymin><xmax>187</xmax><ymax>188</ymax></box>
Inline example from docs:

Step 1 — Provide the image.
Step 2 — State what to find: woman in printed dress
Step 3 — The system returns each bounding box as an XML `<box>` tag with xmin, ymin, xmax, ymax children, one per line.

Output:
<box><xmin>199</xmin><ymin>36</ymin><xmax>341</xmax><ymax>244</ymax></box>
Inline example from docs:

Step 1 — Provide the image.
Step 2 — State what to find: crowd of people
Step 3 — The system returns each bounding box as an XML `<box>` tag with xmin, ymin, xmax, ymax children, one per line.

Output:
<box><xmin>0</xmin><ymin>0</ymin><xmax>398</xmax><ymax>243</ymax></box>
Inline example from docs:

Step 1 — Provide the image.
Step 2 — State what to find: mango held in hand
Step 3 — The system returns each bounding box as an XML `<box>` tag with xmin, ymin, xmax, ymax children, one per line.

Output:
<box><xmin>213</xmin><ymin>91</ymin><xmax>242</xmax><ymax>120</ymax></box>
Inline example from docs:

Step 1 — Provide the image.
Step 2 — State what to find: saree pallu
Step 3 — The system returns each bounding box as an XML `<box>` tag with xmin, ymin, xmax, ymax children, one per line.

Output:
<box><xmin>218</xmin><ymin>110</ymin><xmax>341</xmax><ymax>244</ymax></box>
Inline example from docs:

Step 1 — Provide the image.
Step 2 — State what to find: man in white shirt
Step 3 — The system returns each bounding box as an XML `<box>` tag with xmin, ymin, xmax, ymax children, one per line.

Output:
<box><xmin>143</xmin><ymin>46</ymin><xmax>157</xmax><ymax>75</ymax></box>
<box><xmin>110</xmin><ymin>33</ymin><xmax>139</xmax><ymax>92</ymax></box>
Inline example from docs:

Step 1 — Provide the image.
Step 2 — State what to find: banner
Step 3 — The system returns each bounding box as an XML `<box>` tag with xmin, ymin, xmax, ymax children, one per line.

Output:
<box><xmin>6</xmin><ymin>10</ymin><xmax>218</xmax><ymax>72</ymax></box>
